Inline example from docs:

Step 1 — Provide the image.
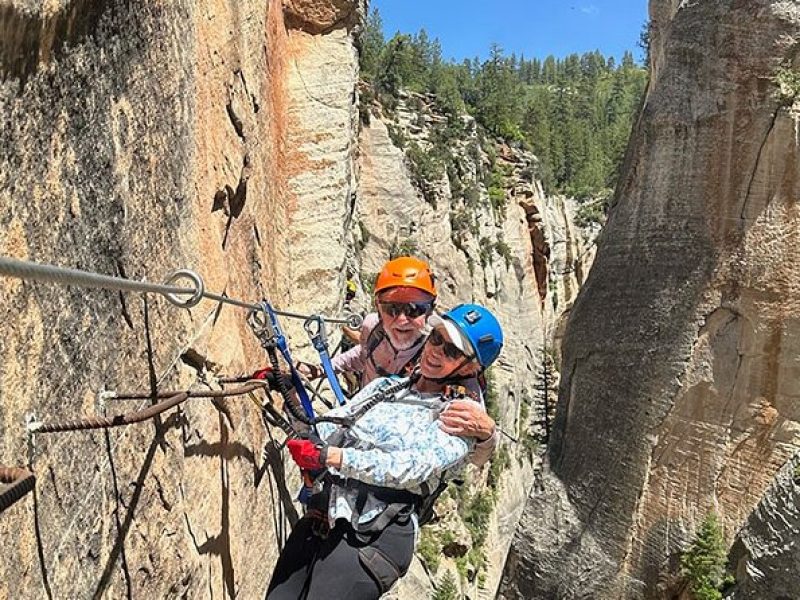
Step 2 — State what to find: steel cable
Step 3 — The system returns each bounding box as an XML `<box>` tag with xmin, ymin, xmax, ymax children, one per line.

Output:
<box><xmin>102</xmin><ymin>382</ymin><xmax>268</xmax><ymax>401</ymax></box>
<box><xmin>28</xmin><ymin>392</ymin><xmax>190</xmax><ymax>433</ymax></box>
<box><xmin>0</xmin><ymin>255</ymin><xmax>362</xmax><ymax>326</ymax></box>
<box><xmin>0</xmin><ymin>467</ymin><xmax>36</xmax><ymax>514</ymax></box>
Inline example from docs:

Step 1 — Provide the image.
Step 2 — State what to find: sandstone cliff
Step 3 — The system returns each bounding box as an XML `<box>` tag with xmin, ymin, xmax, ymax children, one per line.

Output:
<box><xmin>0</xmin><ymin>1</ymin><xmax>569</xmax><ymax>598</ymax></box>
<box><xmin>726</xmin><ymin>451</ymin><xmax>800</xmax><ymax>599</ymax></box>
<box><xmin>0</xmin><ymin>1</ymin><xmax>363</xmax><ymax>597</ymax></box>
<box><xmin>352</xmin><ymin>88</ymin><xmax>595</xmax><ymax>598</ymax></box>
<box><xmin>499</xmin><ymin>1</ymin><xmax>800</xmax><ymax>598</ymax></box>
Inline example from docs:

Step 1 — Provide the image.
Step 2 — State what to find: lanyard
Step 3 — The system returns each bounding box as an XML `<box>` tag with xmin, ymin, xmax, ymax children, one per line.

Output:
<box><xmin>304</xmin><ymin>315</ymin><xmax>347</xmax><ymax>406</ymax></box>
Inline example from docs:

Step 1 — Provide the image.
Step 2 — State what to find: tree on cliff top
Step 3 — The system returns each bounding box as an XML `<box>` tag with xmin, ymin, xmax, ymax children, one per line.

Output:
<box><xmin>358</xmin><ymin>8</ymin><xmax>647</xmax><ymax>199</ymax></box>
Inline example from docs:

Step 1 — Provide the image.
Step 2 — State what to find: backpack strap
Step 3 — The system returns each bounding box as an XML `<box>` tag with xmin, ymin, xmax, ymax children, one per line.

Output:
<box><xmin>364</xmin><ymin>322</ymin><xmax>426</xmax><ymax>382</ymax></box>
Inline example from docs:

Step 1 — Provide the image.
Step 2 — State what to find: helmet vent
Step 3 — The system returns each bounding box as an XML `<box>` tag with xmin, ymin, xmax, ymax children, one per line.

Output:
<box><xmin>464</xmin><ymin>310</ymin><xmax>482</xmax><ymax>324</ymax></box>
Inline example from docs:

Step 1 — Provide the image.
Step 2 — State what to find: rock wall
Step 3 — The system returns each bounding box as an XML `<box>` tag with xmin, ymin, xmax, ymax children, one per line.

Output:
<box><xmin>355</xmin><ymin>90</ymin><xmax>551</xmax><ymax>599</ymax></box>
<box><xmin>0</xmin><ymin>0</ymin><xmax>363</xmax><ymax>597</ymax></box>
<box><xmin>726</xmin><ymin>451</ymin><xmax>800</xmax><ymax>599</ymax></box>
<box><xmin>499</xmin><ymin>1</ymin><xmax>800</xmax><ymax>598</ymax></box>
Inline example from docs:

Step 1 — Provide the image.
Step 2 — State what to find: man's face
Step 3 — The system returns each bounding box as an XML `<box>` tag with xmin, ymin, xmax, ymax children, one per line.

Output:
<box><xmin>376</xmin><ymin>287</ymin><xmax>434</xmax><ymax>350</ymax></box>
<box><xmin>419</xmin><ymin>325</ymin><xmax>476</xmax><ymax>379</ymax></box>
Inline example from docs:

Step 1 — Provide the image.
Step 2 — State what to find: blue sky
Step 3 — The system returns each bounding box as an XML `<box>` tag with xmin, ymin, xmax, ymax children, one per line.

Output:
<box><xmin>374</xmin><ymin>0</ymin><xmax>648</xmax><ymax>63</ymax></box>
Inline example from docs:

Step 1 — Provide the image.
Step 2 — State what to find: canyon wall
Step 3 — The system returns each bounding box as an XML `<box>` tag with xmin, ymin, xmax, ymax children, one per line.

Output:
<box><xmin>0</xmin><ymin>1</ymin><xmax>363</xmax><ymax>597</ymax></box>
<box><xmin>499</xmin><ymin>1</ymin><xmax>800</xmax><ymax>598</ymax></box>
<box><xmin>0</xmin><ymin>1</ymin><xmax>567</xmax><ymax>598</ymax></box>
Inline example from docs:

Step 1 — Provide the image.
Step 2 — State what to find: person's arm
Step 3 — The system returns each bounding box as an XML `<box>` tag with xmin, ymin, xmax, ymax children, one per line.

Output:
<box><xmin>468</xmin><ymin>428</ymin><xmax>498</xmax><ymax>467</ymax></box>
<box><xmin>438</xmin><ymin>399</ymin><xmax>497</xmax><ymax>467</ymax></box>
<box><xmin>329</xmin><ymin>343</ymin><xmax>364</xmax><ymax>373</ymax></box>
<box><xmin>329</xmin><ymin>312</ymin><xmax>379</xmax><ymax>373</ymax></box>
<box><xmin>326</xmin><ymin>430</ymin><xmax>470</xmax><ymax>489</ymax></box>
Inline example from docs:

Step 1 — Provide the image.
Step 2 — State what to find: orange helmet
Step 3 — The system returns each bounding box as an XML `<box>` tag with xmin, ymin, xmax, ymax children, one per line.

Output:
<box><xmin>374</xmin><ymin>256</ymin><xmax>437</xmax><ymax>297</ymax></box>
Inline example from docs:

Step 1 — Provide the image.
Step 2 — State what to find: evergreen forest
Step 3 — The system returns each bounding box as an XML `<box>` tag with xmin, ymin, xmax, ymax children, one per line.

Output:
<box><xmin>360</xmin><ymin>8</ymin><xmax>648</xmax><ymax>201</ymax></box>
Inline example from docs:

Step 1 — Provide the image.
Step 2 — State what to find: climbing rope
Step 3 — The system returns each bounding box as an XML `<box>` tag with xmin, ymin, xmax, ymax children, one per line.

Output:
<box><xmin>0</xmin><ymin>256</ymin><xmax>363</xmax><ymax>327</ymax></box>
<box><xmin>0</xmin><ymin>467</ymin><xmax>36</xmax><ymax>514</ymax></box>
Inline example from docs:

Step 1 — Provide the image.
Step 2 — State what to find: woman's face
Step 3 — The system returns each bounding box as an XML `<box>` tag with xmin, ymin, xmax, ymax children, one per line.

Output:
<box><xmin>376</xmin><ymin>287</ymin><xmax>434</xmax><ymax>350</ymax></box>
<box><xmin>419</xmin><ymin>325</ymin><xmax>477</xmax><ymax>380</ymax></box>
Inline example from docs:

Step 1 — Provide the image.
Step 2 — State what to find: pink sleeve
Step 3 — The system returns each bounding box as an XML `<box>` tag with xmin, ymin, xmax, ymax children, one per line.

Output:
<box><xmin>330</xmin><ymin>313</ymin><xmax>380</xmax><ymax>374</ymax></box>
<box><xmin>469</xmin><ymin>428</ymin><xmax>498</xmax><ymax>467</ymax></box>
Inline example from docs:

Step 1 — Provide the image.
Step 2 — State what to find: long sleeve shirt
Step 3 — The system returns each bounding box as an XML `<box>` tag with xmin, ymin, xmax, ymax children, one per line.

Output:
<box><xmin>329</xmin><ymin>313</ymin><xmax>498</xmax><ymax>467</ymax></box>
<box><xmin>316</xmin><ymin>378</ymin><xmax>474</xmax><ymax>527</ymax></box>
<box><xmin>330</xmin><ymin>313</ymin><xmax>423</xmax><ymax>385</ymax></box>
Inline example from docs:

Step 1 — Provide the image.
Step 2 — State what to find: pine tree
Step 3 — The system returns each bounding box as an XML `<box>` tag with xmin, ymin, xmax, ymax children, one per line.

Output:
<box><xmin>360</xmin><ymin>8</ymin><xmax>384</xmax><ymax>80</ymax></box>
<box><xmin>361</xmin><ymin>7</ymin><xmax>648</xmax><ymax>198</ymax></box>
<box><xmin>680</xmin><ymin>513</ymin><xmax>734</xmax><ymax>600</ymax></box>
<box><xmin>431</xmin><ymin>571</ymin><xmax>459</xmax><ymax>600</ymax></box>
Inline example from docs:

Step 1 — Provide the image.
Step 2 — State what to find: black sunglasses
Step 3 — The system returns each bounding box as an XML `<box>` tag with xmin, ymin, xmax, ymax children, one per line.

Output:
<box><xmin>428</xmin><ymin>328</ymin><xmax>467</xmax><ymax>360</ymax></box>
<box><xmin>379</xmin><ymin>301</ymin><xmax>433</xmax><ymax>319</ymax></box>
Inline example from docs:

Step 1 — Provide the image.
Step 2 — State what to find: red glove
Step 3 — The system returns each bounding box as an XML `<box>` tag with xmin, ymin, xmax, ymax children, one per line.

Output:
<box><xmin>286</xmin><ymin>438</ymin><xmax>328</xmax><ymax>471</ymax></box>
<box><xmin>252</xmin><ymin>367</ymin><xmax>273</xmax><ymax>380</ymax></box>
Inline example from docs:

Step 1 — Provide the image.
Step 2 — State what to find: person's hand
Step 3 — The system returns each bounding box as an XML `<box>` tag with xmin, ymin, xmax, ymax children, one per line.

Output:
<box><xmin>296</xmin><ymin>362</ymin><xmax>322</xmax><ymax>380</ymax></box>
<box><xmin>439</xmin><ymin>400</ymin><xmax>496</xmax><ymax>442</ymax></box>
<box><xmin>286</xmin><ymin>435</ymin><xmax>328</xmax><ymax>470</ymax></box>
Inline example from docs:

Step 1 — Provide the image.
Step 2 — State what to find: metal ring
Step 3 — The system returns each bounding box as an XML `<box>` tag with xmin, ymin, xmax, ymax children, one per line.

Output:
<box><xmin>346</xmin><ymin>313</ymin><xmax>363</xmax><ymax>329</ymax></box>
<box><xmin>163</xmin><ymin>270</ymin><xmax>204</xmax><ymax>308</ymax></box>
<box><xmin>247</xmin><ymin>307</ymin><xmax>269</xmax><ymax>331</ymax></box>
<box><xmin>303</xmin><ymin>316</ymin><xmax>322</xmax><ymax>339</ymax></box>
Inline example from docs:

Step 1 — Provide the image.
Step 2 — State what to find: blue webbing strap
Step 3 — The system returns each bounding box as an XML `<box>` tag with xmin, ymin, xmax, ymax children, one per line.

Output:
<box><xmin>305</xmin><ymin>316</ymin><xmax>347</xmax><ymax>407</ymax></box>
<box><xmin>263</xmin><ymin>302</ymin><xmax>315</xmax><ymax>420</ymax></box>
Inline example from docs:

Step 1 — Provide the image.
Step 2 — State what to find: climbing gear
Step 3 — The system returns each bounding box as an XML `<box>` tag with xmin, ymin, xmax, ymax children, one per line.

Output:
<box><xmin>305</xmin><ymin>315</ymin><xmax>347</xmax><ymax>407</ymax></box>
<box><xmin>250</xmin><ymin>367</ymin><xmax>295</xmax><ymax>393</ymax></box>
<box><xmin>248</xmin><ymin>302</ymin><xmax>315</xmax><ymax>424</ymax></box>
<box><xmin>27</xmin><ymin>382</ymin><xmax>299</xmax><ymax>434</ymax></box>
<box><xmin>297</xmin><ymin>362</ymin><xmax>323</xmax><ymax>380</ymax></box>
<box><xmin>374</xmin><ymin>257</ymin><xmax>437</xmax><ymax>297</ymax></box>
<box><xmin>377</xmin><ymin>301</ymin><xmax>434</xmax><ymax>320</ymax></box>
<box><xmin>0</xmin><ymin>255</ymin><xmax>363</xmax><ymax>326</ymax></box>
<box><xmin>362</xmin><ymin>322</ymin><xmax>425</xmax><ymax>384</ymax></box>
<box><xmin>431</xmin><ymin>304</ymin><xmax>504</xmax><ymax>369</ymax></box>
<box><xmin>428</xmin><ymin>328</ymin><xmax>469</xmax><ymax>360</ymax></box>
<box><xmin>286</xmin><ymin>436</ymin><xmax>328</xmax><ymax>471</ymax></box>
<box><xmin>0</xmin><ymin>467</ymin><xmax>36</xmax><ymax>514</ymax></box>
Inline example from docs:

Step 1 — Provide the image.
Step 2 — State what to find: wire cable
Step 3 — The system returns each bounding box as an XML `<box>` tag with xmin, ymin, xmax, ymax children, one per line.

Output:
<box><xmin>0</xmin><ymin>256</ymin><xmax>362</xmax><ymax>327</ymax></box>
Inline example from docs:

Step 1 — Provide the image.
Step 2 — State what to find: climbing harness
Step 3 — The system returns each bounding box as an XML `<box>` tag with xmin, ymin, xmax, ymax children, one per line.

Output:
<box><xmin>309</xmin><ymin>375</ymin><xmax>471</xmax><ymax>533</ymax></box>
<box><xmin>304</xmin><ymin>315</ymin><xmax>347</xmax><ymax>407</ymax></box>
<box><xmin>0</xmin><ymin>255</ymin><xmax>363</xmax><ymax>326</ymax></box>
<box><xmin>0</xmin><ymin>467</ymin><xmax>36</xmax><ymax>515</ymax></box>
<box><xmin>363</xmin><ymin>322</ymin><xmax>425</xmax><ymax>383</ymax></box>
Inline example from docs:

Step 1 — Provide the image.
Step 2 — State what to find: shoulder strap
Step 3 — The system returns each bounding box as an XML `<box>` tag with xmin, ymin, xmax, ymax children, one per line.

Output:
<box><xmin>365</xmin><ymin>321</ymin><xmax>386</xmax><ymax>356</ymax></box>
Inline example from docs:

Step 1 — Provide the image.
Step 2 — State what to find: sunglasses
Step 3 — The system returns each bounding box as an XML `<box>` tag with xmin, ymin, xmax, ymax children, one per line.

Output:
<box><xmin>378</xmin><ymin>301</ymin><xmax>433</xmax><ymax>319</ymax></box>
<box><xmin>428</xmin><ymin>328</ymin><xmax>468</xmax><ymax>360</ymax></box>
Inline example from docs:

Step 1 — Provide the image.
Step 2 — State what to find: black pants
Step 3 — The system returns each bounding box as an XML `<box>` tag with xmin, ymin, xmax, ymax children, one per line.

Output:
<box><xmin>266</xmin><ymin>516</ymin><xmax>415</xmax><ymax>600</ymax></box>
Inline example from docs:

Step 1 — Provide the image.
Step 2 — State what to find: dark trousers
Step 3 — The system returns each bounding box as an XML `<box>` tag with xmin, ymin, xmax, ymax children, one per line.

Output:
<box><xmin>266</xmin><ymin>516</ymin><xmax>415</xmax><ymax>600</ymax></box>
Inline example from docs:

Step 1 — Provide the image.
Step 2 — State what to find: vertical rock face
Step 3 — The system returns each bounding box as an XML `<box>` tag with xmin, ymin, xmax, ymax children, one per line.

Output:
<box><xmin>0</xmin><ymin>0</ymin><xmax>363</xmax><ymax>597</ymax></box>
<box><xmin>726</xmin><ymin>451</ymin><xmax>800</xmax><ymax>600</ymax></box>
<box><xmin>354</xmin><ymin>90</ymin><xmax>582</xmax><ymax>598</ymax></box>
<box><xmin>500</xmin><ymin>1</ymin><xmax>800</xmax><ymax>598</ymax></box>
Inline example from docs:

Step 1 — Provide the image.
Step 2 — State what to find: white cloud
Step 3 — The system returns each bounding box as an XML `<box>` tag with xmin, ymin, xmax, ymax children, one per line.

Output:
<box><xmin>579</xmin><ymin>4</ymin><xmax>599</xmax><ymax>14</ymax></box>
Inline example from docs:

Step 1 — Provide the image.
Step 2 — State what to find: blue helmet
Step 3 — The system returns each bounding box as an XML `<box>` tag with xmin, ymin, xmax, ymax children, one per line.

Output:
<box><xmin>442</xmin><ymin>304</ymin><xmax>504</xmax><ymax>368</ymax></box>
